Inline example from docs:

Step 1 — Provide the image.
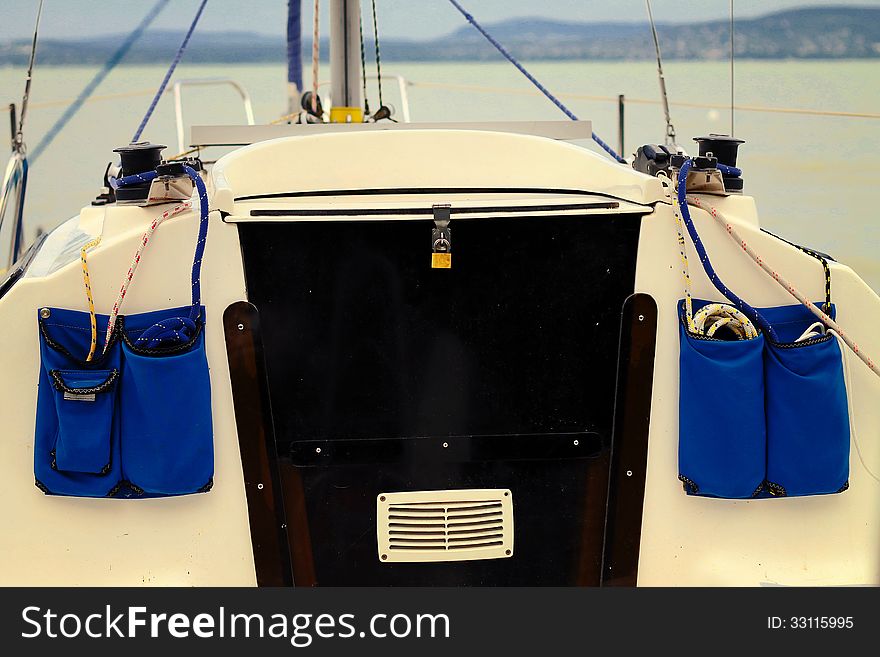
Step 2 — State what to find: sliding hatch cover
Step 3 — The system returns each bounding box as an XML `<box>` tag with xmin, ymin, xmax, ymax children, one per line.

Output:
<box><xmin>225</xmin><ymin>205</ymin><xmax>654</xmax><ymax>586</ymax></box>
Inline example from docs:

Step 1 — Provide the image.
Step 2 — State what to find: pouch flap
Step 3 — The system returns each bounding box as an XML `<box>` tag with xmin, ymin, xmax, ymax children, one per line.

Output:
<box><xmin>50</xmin><ymin>369</ymin><xmax>119</xmax><ymax>395</ymax></box>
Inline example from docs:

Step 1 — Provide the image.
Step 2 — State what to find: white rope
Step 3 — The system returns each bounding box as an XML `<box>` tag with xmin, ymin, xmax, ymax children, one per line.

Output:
<box><xmin>686</xmin><ymin>194</ymin><xmax>880</xmax><ymax>378</ymax></box>
<box><xmin>102</xmin><ymin>202</ymin><xmax>192</xmax><ymax>353</ymax></box>
<box><xmin>692</xmin><ymin>303</ymin><xmax>759</xmax><ymax>340</ymax></box>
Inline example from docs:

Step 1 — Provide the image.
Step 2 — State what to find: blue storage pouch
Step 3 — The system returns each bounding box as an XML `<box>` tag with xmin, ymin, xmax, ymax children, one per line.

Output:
<box><xmin>761</xmin><ymin>304</ymin><xmax>849</xmax><ymax>497</ymax></box>
<box><xmin>118</xmin><ymin>305</ymin><xmax>214</xmax><ymax>496</ymax></box>
<box><xmin>35</xmin><ymin>307</ymin><xmax>123</xmax><ymax>497</ymax></box>
<box><xmin>678</xmin><ymin>300</ymin><xmax>766</xmax><ymax>498</ymax></box>
<box><xmin>50</xmin><ymin>368</ymin><xmax>118</xmax><ymax>473</ymax></box>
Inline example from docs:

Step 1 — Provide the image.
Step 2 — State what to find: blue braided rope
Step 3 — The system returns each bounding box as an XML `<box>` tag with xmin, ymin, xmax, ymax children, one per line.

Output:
<box><xmin>131</xmin><ymin>0</ymin><xmax>208</xmax><ymax>143</ymax></box>
<box><xmin>114</xmin><ymin>165</ymin><xmax>209</xmax><ymax>346</ymax></box>
<box><xmin>184</xmin><ymin>164</ymin><xmax>209</xmax><ymax>320</ymax></box>
<box><xmin>676</xmin><ymin>158</ymin><xmax>777</xmax><ymax>341</ymax></box>
<box><xmin>445</xmin><ymin>0</ymin><xmax>626</xmax><ymax>163</ymax></box>
<box><xmin>110</xmin><ymin>170</ymin><xmax>157</xmax><ymax>190</ymax></box>
<box><xmin>717</xmin><ymin>162</ymin><xmax>742</xmax><ymax>177</ymax></box>
<box><xmin>30</xmin><ymin>0</ymin><xmax>168</xmax><ymax>164</ymax></box>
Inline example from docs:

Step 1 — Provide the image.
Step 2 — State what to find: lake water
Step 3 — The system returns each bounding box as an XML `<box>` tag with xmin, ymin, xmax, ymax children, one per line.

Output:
<box><xmin>2</xmin><ymin>59</ymin><xmax>878</xmax><ymax>290</ymax></box>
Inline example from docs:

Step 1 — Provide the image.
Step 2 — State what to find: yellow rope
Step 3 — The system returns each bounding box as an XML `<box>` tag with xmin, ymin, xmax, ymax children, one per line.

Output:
<box><xmin>670</xmin><ymin>189</ymin><xmax>695</xmax><ymax>333</ymax></box>
<box><xmin>80</xmin><ymin>236</ymin><xmax>102</xmax><ymax>362</ymax></box>
<box><xmin>269</xmin><ymin>110</ymin><xmax>303</xmax><ymax>125</ymax></box>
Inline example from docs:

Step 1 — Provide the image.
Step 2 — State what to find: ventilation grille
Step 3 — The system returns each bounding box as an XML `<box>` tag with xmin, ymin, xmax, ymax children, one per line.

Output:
<box><xmin>377</xmin><ymin>489</ymin><xmax>514</xmax><ymax>563</ymax></box>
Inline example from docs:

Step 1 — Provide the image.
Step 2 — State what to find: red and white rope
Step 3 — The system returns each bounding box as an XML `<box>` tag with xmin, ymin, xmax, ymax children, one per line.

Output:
<box><xmin>686</xmin><ymin>195</ymin><xmax>879</xmax><ymax>377</ymax></box>
<box><xmin>101</xmin><ymin>201</ymin><xmax>192</xmax><ymax>354</ymax></box>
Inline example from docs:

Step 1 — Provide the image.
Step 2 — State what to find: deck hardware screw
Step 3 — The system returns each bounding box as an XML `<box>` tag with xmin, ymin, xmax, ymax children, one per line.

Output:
<box><xmin>379</xmin><ymin>496</ymin><xmax>386</xmax><ymax>502</ymax></box>
<box><xmin>626</xmin><ymin>470</ymin><xmax>633</xmax><ymax>477</ymax></box>
<box><xmin>442</xmin><ymin>442</ymin><xmax>449</xmax><ymax>448</ymax></box>
<box><xmin>40</xmin><ymin>308</ymin><xmax>51</xmax><ymax>319</ymax></box>
<box><xmin>504</xmin><ymin>491</ymin><xmax>509</xmax><ymax>497</ymax></box>
<box><xmin>505</xmin><ymin>550</ymin><xmax>511</xmax><ymax>555</ymax></box>
<box><xmin>638</xmin><ymin>315</ymin><xmax>644</xmax><ymax>322</ymax></box>
<box><xmin>237</xmin><ymin>323</ymin><xmax>244</xmax><ymax>330</ymax></box>
<box><xmin>381</xmin><ymin>554</ymin><xmax>388</xmax><ymax>560</ymax></box>
<box><xmin>573</xmin><ymin>439</ymin><xmax>579</xmax><ymax>446</ymax></box>
<box><xmin>257</xmin><ymin>483</ymin><xmax>264</xmax><ymax>490</ymax></box>
<box><xmin>315</xmin><ymin>447</ymin><xmax>322</xmax><ymax>454</ymax></box>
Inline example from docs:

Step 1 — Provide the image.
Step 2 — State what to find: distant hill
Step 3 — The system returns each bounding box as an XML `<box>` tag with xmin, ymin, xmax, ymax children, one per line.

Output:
<box><xmin>1</xmin><ymin>6</ymin><xmax>878</xmax><ymax>65</ymax></box>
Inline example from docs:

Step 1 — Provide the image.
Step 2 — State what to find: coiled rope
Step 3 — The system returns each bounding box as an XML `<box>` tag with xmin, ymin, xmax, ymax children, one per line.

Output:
<box><xmin>131</xmin><ymin>0</ymin><xmax>208</xmax><ymax>143</ymax></box>
<box><xmin>444</xmin><ymin>0</ymin><xmax>626</xmax><ymax>163</ymax></box>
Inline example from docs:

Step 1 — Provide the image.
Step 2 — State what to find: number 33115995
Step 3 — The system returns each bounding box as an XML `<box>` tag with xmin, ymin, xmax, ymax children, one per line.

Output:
<box><xmin>768</xmin><ymin>617</ymin><xmax>853</xmax><ymax>630</ymax></box>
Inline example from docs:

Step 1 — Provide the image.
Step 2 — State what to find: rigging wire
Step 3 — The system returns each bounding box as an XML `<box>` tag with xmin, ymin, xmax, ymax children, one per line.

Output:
<box><xmin>1</xmin><ymin>0</ymin><xmax>43</xmax><ymax>267</ymax></box>
<box><xmin>131</xmin><ymin>0</ymin><xmax>208</xmax><ymax>143</ymax></box>
<box><xmin>370</xmin><ymin>0</ymin><xmax>384</xmax><ymax>110</ymax></box>
<box><xmin>15</xmin><ymin>0</ymin><xmax>45</xmax><ymax>153</ymax></box>
<box><xmin>359</xmin><ymin>7</ymin><xmax>370</xmax><ymax>115</ymax></box>
<box><xmin>730</xmin><ymin>0</ymin><xmax>735</xmax><ymax>136</ymax></box>
<box><xmin>444</xmin><ymin>0</ymin><xmax>625</xmax><ymax>163</ymax></box>
<box><xmin>30</xmin><ymin>0</ymin><xmax>169</xmax><ymax>163</ymax></box>
<box><xmin>645</xmin><ymin>0</ymin><xmax>676</xmax><ymax>146</ymax></box>
<box><xmin>311</xmin><ymin>0</ymin><xmax>320</xmax><ymax>115</ymax></box>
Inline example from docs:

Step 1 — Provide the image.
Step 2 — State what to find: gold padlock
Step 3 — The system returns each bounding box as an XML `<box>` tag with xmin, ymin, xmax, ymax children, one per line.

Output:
<box><xmin>431</xmin><ymin>204</ymin><xmax>452</xmax><ymax>269</ymax></box>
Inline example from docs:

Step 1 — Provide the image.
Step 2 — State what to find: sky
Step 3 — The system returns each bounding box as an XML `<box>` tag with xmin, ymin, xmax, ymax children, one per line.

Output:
<box><xmin>1</xmin><ymin>0</ymin><xmax>876</xmax><ymax>41</ymax></box>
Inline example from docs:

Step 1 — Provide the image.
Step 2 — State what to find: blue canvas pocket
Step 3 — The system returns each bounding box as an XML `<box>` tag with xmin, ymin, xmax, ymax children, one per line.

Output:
<box><xmin>118</xmin><ymin>306</ymin><xmax>214</xmax><ymax>496</ymax></box>
<box><xmin>678</xmin><ymin>301</ymin><xmax>766</xmax><ymax>498</ymax></box>
<box><xmin>35</xmin><ymin>308</ymin><xmax>123</xmax><ymax>497</ymax></box>
<box><xmin>50</xmin><ymin>368</ymin><xmax>118</xmax><ymax>474</ymax></box>
<box><xmin>761</xmin><ymin>304</ymin><xmax>849</xmax><ymax>497</ymax></box>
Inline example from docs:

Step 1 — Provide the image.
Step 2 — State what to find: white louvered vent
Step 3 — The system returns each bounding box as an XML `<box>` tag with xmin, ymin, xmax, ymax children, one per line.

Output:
<box><xmin>377</xmin><ymin>489</ymin><xmax>514</xmax><ymax>563</ymax></box>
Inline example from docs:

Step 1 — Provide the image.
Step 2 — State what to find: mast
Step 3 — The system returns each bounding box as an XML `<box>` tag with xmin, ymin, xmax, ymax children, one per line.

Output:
<box><xmin>328</xmin><ymin>0</ymin><xmax>363</xmax><ymax>122</ymax></box>
<box><xmin>286</xmin><ymin>0</ymin><xmax>303</xmax><ymax>114</ymax></box>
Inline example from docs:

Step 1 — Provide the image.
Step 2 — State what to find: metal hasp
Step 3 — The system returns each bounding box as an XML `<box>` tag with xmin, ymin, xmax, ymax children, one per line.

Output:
<box><xmin>431</xmin><ymin>204</ymin><xmax>452</xmax><ymax>269</ymax></box>
<box><xmin>329</xmin><ymin>0</ymin><xmax>363</xmax><ymax>122</ymax></box>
